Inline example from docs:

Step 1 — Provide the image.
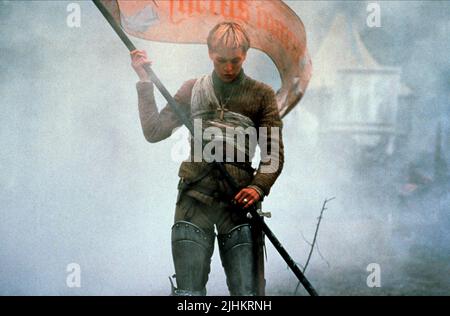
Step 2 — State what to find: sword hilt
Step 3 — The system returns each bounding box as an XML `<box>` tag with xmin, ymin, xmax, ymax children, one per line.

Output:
<box><xmin>247</xmin><ymin>209</ymin><xmax>272</xmax><ymax>219</ymax></box>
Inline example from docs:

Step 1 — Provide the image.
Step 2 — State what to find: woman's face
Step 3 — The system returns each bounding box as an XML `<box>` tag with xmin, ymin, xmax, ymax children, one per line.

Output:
<box><xmin>209</xmin><ymin>46</ymin><xmax>247</xmax><ymax>83</ymax></box>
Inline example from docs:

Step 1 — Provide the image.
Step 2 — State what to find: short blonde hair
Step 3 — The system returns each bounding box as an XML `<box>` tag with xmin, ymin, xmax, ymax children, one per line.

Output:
<box><xmin>207</xmin><ymin>22</ymin><xmax>250</xmax><ymax>52</ymax></box>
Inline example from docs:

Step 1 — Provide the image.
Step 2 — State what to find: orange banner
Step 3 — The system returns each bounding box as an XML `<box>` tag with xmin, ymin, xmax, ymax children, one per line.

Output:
<box><xmin>102</xmin><ymin>0</ymin><xmax>311</xmax><ymax>117</ymax></box>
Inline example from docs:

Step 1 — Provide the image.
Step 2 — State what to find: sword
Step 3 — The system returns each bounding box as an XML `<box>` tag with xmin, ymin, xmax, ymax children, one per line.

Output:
<box><xmin>92</xmin><ymin>0</ymin><xmax>318</xmax><ymax>296</ymax></box>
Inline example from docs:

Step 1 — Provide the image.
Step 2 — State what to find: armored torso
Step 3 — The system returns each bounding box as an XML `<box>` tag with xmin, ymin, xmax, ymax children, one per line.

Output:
<box><xmin>190</xmin><ymin>74</ymin><xmax>258</xmax><ymax>163</ymax></box>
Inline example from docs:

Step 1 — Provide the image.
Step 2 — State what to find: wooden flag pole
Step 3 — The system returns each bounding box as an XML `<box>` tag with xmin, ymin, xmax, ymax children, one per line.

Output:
<box><xmin>92</xmin><ymin>0</ymin><xmax>193</xmax><ymax>132</ymax></box>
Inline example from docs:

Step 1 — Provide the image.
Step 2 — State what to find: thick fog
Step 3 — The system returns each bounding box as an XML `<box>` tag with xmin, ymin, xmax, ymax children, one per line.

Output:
<box><xmin>0</xmin><ymin>1</ymin><xmax>448</xmax><ymax>295</ymax></box>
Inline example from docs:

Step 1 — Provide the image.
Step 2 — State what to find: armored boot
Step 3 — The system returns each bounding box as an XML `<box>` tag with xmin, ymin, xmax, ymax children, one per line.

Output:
<box><xmin>218</xmin><ymin>224</ymin><xmax>260</xmax><ymax>296</ymax></box>
<box><xmin>171</xmin><ymin>221</ymin><xmax>215</xmax><ymax>296</ymax></box>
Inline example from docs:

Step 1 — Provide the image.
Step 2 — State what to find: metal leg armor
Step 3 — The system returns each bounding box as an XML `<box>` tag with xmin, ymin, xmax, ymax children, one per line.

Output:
<box><xmin>218</xmin><ymin>224</ymin><xmax>259</xmax><ymax>296</ymax></box>
<box><xmin>171</xmin><ymin>221</ymin><xmax>215</xmax><ymax>296</ymax></box>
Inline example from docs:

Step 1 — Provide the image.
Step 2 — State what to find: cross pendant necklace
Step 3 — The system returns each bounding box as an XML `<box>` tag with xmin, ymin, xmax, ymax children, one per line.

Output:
<box><xmin>216</xmin><ymin>87</ymin><xmax>235</xmax><ymax>121</ymax></box>
<box><xmin>217</xmin><ymin>105</ymin><xmax>229</xmax><ymax>120</ymax></box>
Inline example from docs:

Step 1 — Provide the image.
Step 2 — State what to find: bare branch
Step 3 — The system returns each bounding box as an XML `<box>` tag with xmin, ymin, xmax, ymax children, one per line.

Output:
<box><xmin>315</xmin><ymin>241</ymin><xmax>331</xmax><ymax>269</ymax></box>
<box><xmin>294</xmin><ymin>197</ymin><xmax>335</xmax><ymax>295</ymax></box>
<box><xmin>303</xmin><ymin>197</ymin><xmax>334</xmax><ymax>272</ymax></box>
<box><xmin>300</xmin><ymin>231</ymin><xmax>312</xmax><ymax>246</ymax></box>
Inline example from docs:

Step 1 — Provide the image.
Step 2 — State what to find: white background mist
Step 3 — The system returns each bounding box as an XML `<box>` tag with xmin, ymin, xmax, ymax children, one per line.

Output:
<box><xmin>0</xmin><ymin>1</ymin><xmax>448</xmax><ymax>295</ymax></box>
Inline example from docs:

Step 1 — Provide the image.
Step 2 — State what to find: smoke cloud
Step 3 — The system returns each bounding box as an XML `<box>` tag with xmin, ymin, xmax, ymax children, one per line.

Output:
<box><xmin>0</xmin><ymin>1</ymin><xmax>448</xmax><ymax>295</ymax></box>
